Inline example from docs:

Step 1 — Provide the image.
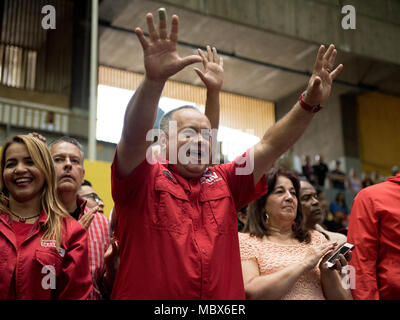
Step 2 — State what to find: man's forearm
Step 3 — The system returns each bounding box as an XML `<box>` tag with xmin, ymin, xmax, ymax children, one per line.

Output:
<box><xmin>262</xmin><ymin>102</ymin><xmax>314</xmax><ymax>159</ymax></box>
<box><xmin>253</xmin><ymin>102</ymin><xmax>315</xmax><ymax>182</ymax></box>
<box><xmin>116</xmin><ymin>77</ymin><xmax>166</xmax><ymax>177</ymax></box>
<box><xmin>204</xmin><ymin>90</ymin><xmax>220</xmax><ymax>130</ymax></box>
<box><xmin>121</xmin><ymin>77</ymin><xmax>166</xmax><ymax>146</ymax></box>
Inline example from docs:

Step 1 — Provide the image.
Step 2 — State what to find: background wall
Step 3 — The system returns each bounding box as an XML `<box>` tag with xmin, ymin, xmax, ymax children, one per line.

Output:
<box><xmin>357</xmin><ymin>91</ymin><xmax>400</xmax><ymax>176</ymax></box>
<box><xmin>84</xmin><ymin>159</ymin><xmax>112</xmax><ymax>217</ymax></box>
<box><xmin>275</xmin><ymin>87</ymin><xmax>345</xmax><ymax>167</ymax></box>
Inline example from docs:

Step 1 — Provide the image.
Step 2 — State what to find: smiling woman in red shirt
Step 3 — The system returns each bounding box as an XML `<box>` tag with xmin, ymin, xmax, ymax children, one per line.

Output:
<box><xmin>0</xmin><ymin>135</ymin><xmax>92</xmax><ymax>299</ymax></box>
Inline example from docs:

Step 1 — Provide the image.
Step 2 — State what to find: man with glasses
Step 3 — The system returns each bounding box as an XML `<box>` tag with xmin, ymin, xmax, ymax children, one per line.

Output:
<box><xmin>111</xmin><ymin>8</ymin><xmax>343</xmax><ymax>299</ymax></box>
<box><xmin>78</xmin><ymin>180</ymin><xmax>105</xmax><ymax>215</ymax></box>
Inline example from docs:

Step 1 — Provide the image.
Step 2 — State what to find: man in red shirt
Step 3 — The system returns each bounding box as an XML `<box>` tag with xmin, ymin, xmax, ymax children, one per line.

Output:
<box><xmin>111</xmin><ymin>8</ymin><xmax>343</xmax><ymax>299</ymax></box>
<box><xmin>348</xmin><ymin>174</ymin><xmax>400</xmax><ymax>299</ymax></box>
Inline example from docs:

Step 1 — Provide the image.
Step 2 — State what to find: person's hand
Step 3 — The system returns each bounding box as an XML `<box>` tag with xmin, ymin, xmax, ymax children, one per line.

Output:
<box><xmin>104</xmin><ymin>239</ymin><xmax>120</xmax><ymax>273</ymax></box>
<box><xmin>28</xmin><ymin>132</ymin><xmax>47</xmax><ymax>144</ymax></box>
<box><xmin>78</xmin><ymin>206</ymin><xmax>98</xmax><ymax>230</ymax></box>
<box><xmin>302</xmin><ymin>241</ymin><xmax>337</xmax><ymax>271</ymax></box>
<box><xmin>194</xmin><ymin>46</ymin><xmax>224</xmax><ymax>92</ymax></box>
<box><xmin>103</xmin><ymin>239</ymin><xmax>120</xmax><ymax>292</ymax></box>
<box><xmin>320</xmin><ymin>243</ymin><xmax>353</xmax><ymax>273</ymax></box>
<box><xmin>135</xmin><ymin>8</ymin><xmax>202</xmax><ymax>82</ymax></box>
<box><xmin>303</xmin><ymin>44</ymin><xmax>343</xmax><ymax>106</ymax></box>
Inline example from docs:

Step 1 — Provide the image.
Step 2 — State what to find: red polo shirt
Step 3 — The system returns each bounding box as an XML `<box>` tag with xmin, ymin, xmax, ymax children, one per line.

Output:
<box><xmin>111</xmin><ymin>152</ymin><xmax>267</xmax><ymax>300</ymax></box>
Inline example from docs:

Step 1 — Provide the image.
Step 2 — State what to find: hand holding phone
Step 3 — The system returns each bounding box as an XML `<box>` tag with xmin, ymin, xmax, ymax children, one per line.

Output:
<box><xmin>326</xmin><ymin>242</ymin><xmax>354</xmax><ymax>268</ymax></box>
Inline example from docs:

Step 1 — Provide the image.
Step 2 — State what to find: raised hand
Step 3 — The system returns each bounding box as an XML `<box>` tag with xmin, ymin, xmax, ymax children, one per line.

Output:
<box><xmin>135</xmin><ymin>8</ymin><xmax>202</xmax><ymax>82</ymax></box>
<box><xmin>104</xmin><ymin>239</ymin><xmax>120</xmax><ymax>275</ymax></box>
<box><xmin>302</xmin><ymin>241</ymin><xmax>337</xmax><ymax>271</ymax></box>
<box><xmin>303</xmin><ymin>44</ymin><xmax>343</xmax><ymax>107</ymax></box>
<box><xmin>78</xmin><ymin>206</ymin><xmax>98</xmax><ymax>230</ymax></box>
<box><xmin>28</xmin><ymin>132</ymin><xmax>47</xmax><ymax>144</ymax></box>
<box><xmin>194</xmin><ymin>46</ymin><xmax>224</xmax><ymax>92</ymax></box>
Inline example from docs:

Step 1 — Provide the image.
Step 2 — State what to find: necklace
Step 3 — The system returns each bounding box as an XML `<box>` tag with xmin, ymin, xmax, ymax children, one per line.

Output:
<box><xmin>9</xmin><ymin>211</ymin><xmax>40</xmax><ymax>223</ymax></box>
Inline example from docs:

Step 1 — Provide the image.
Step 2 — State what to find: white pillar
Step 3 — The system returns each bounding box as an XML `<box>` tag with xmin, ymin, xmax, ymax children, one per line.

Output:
<box><xmin>88</xmin><ymin>0</ymin><xmax>98</xmax><ymax>160</ymax></box>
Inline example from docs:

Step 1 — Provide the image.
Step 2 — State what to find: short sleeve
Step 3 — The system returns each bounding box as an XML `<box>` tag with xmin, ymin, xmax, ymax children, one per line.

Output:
<box><xmin>111</xmin><ymin>149</ymin><xmax>157</xmax><ymax>204</ymax></box>
<box><xmin>238</xmin><ymin>233</ymin><xmax>258</xmax><ymax>261</ymax></box>
<box><xmin>216</xmin><ymin>151</ymin><xmax>267</xmax><ymax>210</ymax></box>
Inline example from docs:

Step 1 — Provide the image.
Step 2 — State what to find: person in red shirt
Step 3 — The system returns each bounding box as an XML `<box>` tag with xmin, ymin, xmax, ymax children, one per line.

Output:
<box><xmin>348</xmin><ymin>174</ymin><xmax>400</xmax><ymax>299</ymax></box>
<box><xmin>49</xmin><ymin>136</ymin><xmax>110</xmax><ymax>300</ymax></box>
<box><xmin>0</xmin><ymin>135</ymin><xmax>92</xmax><ymax>299</ymax></box>
<box><xmin>111</xmin><ymin>8</ymin><xmax>343</xmax><ymax>299</ymax></box>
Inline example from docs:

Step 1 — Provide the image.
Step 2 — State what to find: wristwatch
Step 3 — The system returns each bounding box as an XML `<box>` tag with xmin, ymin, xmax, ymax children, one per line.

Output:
<box><xmin>299</xmin><ymin>91</ymin><xmax>323</xmax><ymax>113</ymax></box>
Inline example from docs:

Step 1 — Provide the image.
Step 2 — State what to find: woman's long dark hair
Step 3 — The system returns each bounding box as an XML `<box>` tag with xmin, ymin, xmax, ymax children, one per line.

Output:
<box><xmin>243</xmin><ymin>168</ymin><xmax>311</xmax><ymax>243</ymax></box>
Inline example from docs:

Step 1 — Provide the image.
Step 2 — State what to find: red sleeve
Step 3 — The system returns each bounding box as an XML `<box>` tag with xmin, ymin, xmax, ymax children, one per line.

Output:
<box><xmin>347</xmin><ymin>189</ymin><xmax>380</xmax><ymax>300</ymax></box>
<box><xmin>216</xmin><ymin>151</ymin><xmax>267</xmax><ymax>210</ymax></box>
<box><xmin>111</xmin><ymin>149</ymin><xmax>157</xmax><ymax>205</ymax></box>
<box><xmin>57</xmin><ymin>219</ymin><xmax>93</xmax><ymax>300</ymax></box>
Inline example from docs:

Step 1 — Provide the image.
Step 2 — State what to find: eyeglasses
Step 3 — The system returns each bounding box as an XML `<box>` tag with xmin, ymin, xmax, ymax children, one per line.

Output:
<box><xmin>81</xmin><ymin>192</ymin><xmax>102</xmax><ymax>204</ymax></box>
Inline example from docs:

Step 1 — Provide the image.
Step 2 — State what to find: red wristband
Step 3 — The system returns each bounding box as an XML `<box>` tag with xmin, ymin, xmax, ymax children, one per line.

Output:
<box><xmin>299</xmin><ymin>92</ymin><xmax>323</xmax><ymax>113</ymax></box>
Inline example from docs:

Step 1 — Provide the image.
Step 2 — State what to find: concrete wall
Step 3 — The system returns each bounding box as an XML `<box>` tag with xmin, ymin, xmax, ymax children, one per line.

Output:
<box><xmin>275</xmin><ymin>87</ymin><xmax>345</xmax><ymax>170</ymax></box>
<box><xmin>275</xmin><ymin>83</ymin><xmax>363</xmax><ymax>175</ymax></box>
<box><xmin>158</xmin><ymin>0</ymin><xmax>400</xmax><ymax>66</ymax></box>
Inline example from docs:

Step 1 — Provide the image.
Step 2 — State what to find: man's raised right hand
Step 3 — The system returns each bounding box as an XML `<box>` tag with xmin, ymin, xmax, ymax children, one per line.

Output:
<box><xmin>135</xmin><ymin>8</ymin><xmax>202</xmax><ymax>82</ymax></box>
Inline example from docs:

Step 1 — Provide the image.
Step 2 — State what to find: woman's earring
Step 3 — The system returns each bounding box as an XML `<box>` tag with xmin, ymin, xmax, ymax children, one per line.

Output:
<box><xmin>265</xmin><ymin>212</ymin><xmax>270</xmax><ymax>225</ymax></box>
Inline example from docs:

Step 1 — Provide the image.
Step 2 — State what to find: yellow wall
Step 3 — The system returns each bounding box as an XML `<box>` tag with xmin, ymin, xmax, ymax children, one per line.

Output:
<box><xmin>83</xmin><ymin>159</ymin><xmax>113</xmax><ymax>217</ymax></box>
<box><xmin>357</xmin><ymin>92</ymin><xmax>400</xmax><ymax>176</ymax></box>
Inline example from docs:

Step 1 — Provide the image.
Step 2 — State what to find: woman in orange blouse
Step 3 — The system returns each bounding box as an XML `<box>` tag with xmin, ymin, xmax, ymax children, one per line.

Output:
<box><xmin>239</xmin><ymin>168</ymin><xmax>352</xmax><ymax>300</ymax></box>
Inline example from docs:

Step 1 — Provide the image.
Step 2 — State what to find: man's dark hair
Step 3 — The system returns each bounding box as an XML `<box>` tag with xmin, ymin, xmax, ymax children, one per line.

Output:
<box><xmin>158</xmin><ymin>105</ymin><xmax>200</xmax><ymax>136</ymax></box>
<box><xmin>82</xmin><ymin>179</ymin><xmax>92</xmax><ymax>187</ymax></box>
<box><xmin>49</xmin><ymin>136</ymin><xmax>84</xmax><ymax>163</ymax></box>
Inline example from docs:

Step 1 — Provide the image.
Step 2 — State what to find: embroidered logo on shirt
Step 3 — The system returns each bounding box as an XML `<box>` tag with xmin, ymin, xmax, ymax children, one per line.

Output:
<box><xmin>41</xmin><ymin>239</ymin><xmax>65</xmax><ymax>257</ymax></box>
<box><xmin>41</xmin><ymin>239</ymin><xmax>56</xmax><ymax>248</ymax></box>
<box><xmin>163</xmin><ymin>170</ymin><xmax>175</xmax><ymax>182</ymax></box>
<box><xmin>200</xmin><ymin>172</ymin><xmax>222</xmax><ymax>185</ymax></box>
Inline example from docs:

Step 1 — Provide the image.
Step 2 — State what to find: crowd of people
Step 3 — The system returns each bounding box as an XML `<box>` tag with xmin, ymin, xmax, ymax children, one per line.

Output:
<box><xmin>1</xmin><ymin>9</ymin><xmax>399</xmax><ymax>300</ymax></box>
<box><xmin>276</xmin><ymin>151</ymin><xmax>399</xmax><ymax>238</ymax></box>
<box><xmin>298</xmin><ymin>154</ymin><xmax>397</xmax><ymax>194</ymax></box>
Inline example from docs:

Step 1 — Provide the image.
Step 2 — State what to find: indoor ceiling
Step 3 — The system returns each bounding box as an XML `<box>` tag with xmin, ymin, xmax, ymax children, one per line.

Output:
<box><xmin>98</xmin><ymin>0</ymin><xmax>400</xmax><ymax>103</ymax></box>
